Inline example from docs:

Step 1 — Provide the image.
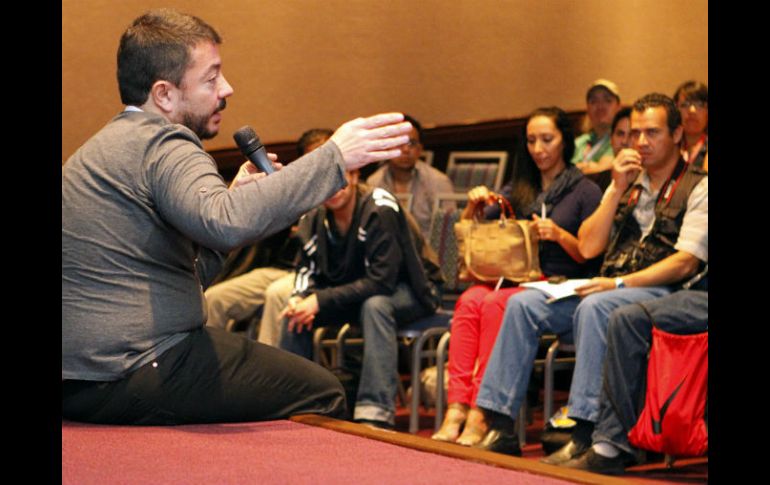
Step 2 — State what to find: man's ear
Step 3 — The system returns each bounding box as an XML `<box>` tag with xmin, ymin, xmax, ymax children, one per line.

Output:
<box><xmin>149</xmin><ymin>80</ymin><xmax>178</xmax><ymax>115</ymax></box>
<box><xmin>672</xmin><ymin>125</ymin><xmax>684</xmax><ymax>145</ymax></box>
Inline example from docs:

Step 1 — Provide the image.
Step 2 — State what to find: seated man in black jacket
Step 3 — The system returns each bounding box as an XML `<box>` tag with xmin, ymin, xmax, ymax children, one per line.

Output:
<box><xmin>276</xmin><ymin>168</ymin><xmax>444</xmax><ymax>429</ymax></box>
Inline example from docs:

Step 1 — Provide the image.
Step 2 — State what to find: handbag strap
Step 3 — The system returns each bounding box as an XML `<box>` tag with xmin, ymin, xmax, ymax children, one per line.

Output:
<box><xmin>472</xmin><ymin>194</ymin><xmax>515</xmax><ymax>222</ymax></box>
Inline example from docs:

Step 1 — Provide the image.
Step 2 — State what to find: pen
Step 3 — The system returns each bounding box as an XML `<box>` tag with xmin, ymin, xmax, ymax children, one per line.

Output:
<box><xmin>494</xmin><ymin>276</ymin><xmax>504</xmax><ymax>291</ymax></box>
<box><xmin>541</xmin><ymin>202</ymin><xmax>546</xmax><ymax>220</ymax></box>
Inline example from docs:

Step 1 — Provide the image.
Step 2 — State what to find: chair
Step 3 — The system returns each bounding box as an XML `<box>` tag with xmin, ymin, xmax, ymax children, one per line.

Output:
<box><xmin>428</xmin><ymin>193</ymin><xmax>471</xmax><ymax>308</ymax></box>
<box><xmin>313</xmin><ymin>323</ymin><xmax>363</xmax><ymax>369</ymax></box>
<box><xmin>311</xmin><ymin>310</ymin><xmax>452</xmax><ymax>434</ymax></box>
<box><xmin>419</xmin><ymin>149</ymin><xmax>434</xmax><ymax>166</ymax></box>
<box><xmin>224</xmin><ymin>306</ymin><xmax>264</xmax><ymax>341</ymax></box>
<box><xmin>445</xmin><ymin>151</ymin><xmax>508</xmax><ymax>193</ymax></box>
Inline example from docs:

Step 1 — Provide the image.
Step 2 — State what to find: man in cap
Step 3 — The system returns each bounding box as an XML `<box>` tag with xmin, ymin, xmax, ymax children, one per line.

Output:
<box><xmin>572</xmin><ymin>79</ymin><xmax>622</xmax><ymax>175</ymax></box>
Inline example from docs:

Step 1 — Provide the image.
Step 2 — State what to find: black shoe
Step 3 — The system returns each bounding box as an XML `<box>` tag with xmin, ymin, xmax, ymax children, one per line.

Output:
<box><xmin>561</xmin><ymin>448</ymin><xmax>635</xmax><ymax>475</ymax></box>
<box><xmin>540</xmin><ymin>439</ymin><xmax>590</xmax><ymax>465</ymax></box>
<box><xmin>473</xmin><ymin>428</ymin><xmax>522</xmax><ymax>456</ymax></box>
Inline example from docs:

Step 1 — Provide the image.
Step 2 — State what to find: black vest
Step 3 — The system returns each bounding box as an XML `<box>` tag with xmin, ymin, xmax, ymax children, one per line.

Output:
<box><xmin>600</xmin><ymin>158</ymin><xmax>707</xmax><ymax>281</ymax></box>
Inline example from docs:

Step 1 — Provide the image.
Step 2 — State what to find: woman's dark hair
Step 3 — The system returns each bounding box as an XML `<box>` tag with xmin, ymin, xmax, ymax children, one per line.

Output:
<box><xmin>673</xmin><ymin>80</ymin><xmax>708</xmax><ymax>106</ymax></box>
<box><xmin>611</xmin><ymin>106</ymin><xmax>632</xmax><ymax>134</ymax></box>
<box><xmin>508</xmin><ymin>107</ymin><xmax>574</xmax><ymax>210</ymax></box>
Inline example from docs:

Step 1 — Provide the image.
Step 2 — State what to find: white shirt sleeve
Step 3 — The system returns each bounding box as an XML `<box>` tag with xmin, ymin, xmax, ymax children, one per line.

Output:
<box><xmin>674</xmin><ymin>176</ymin><xmax>708</xmax><ymax>262</ymax></box>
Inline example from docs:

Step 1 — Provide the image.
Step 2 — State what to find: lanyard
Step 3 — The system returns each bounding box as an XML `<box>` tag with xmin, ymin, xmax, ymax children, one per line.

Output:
<box><xmin>581</xmin><ymin>134</ymin><xmax>609</xmax><ymax>162</ymax></box>
<box><xmin>682</xmin><ymin>135</ymin><xmax>706</xmax><ymax>163</ymax></box>
<box><xmin>626</xmin><ymin>159</ymin><xmax>688</xmax><ymax>210</ymax></box>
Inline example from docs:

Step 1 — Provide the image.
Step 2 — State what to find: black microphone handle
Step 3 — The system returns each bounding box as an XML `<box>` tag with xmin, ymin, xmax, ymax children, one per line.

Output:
<box><xmin>244</xmin><ymin>144</ymin><xmax>275</xmax><ymax>174</ymax></box>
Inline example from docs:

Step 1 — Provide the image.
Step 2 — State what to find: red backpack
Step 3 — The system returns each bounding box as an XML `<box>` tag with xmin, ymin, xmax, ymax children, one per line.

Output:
<box><xmin>627</xmin><ymin>325</ymin><xmax>708</xmax><ymax>457</ymax></box>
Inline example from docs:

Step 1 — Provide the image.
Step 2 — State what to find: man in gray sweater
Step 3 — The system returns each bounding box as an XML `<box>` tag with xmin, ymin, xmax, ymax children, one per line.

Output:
<box><xmin>62</xmin><ymin>8</ymin><xmax>412</xmax><ymax>425</ymax></box>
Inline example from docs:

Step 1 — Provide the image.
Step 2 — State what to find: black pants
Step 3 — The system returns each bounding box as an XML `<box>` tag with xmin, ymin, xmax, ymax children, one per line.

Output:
<box><xmin>62</xmin><ymin>327</ymin><xmax>346</xmax><ymax>425</ymax></box>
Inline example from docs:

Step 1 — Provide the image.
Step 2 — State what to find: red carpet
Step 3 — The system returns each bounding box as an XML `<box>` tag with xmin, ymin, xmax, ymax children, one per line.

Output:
<box><xmin>63</xmin><ymin>420</ymin><xmax>583</xmax><ymax>484</ymax></box>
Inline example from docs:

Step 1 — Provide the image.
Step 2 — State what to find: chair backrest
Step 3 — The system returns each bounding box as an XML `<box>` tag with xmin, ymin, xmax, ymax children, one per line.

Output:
<box><xmin>420</xmin><ymin>149</ymin><xmax>434</xmax><ymax>166</ymax></box>
<box><xmin>446</xmin><ymin>151</ymin><xmax>508</xmax><ymax>193</ymax></box>
<box><xmin>428</xmin><ymin>193</ymin><xmax>470</xmax><ymax>297</ymax></box>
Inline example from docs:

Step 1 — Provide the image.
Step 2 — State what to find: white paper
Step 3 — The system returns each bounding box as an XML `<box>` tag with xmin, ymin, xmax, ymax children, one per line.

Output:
<box><xmin>520</xmin><ymin>279</ymin><xmax>591</xmax><ymax>302</ymax></box>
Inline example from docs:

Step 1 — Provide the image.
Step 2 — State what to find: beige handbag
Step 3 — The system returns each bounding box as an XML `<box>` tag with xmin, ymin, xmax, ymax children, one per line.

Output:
<box><xmin>454</xmin><ymin>197</ymin><xmax>542</xmax><ymax>283</ymax></box>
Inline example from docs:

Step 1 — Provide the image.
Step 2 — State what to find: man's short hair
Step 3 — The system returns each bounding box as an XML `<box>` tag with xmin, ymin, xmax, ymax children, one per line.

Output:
<box><xmin>117</xmin><ymin>9</ymin><xmax>222</xmax><ymax>106</ymax></box>
<box><xmin>297</xmin><ymin>128</ymin><xmax>334</xmax><ymax>156</ymax></box>
<box><xmin>632</xmin><ymin>93</ymin><xmax>682</xmax><ymax>135</ymax></box>
<box><xmin>611</xmin><ymin>106</ymin><xmax>632</xmax><ymax>134</ymax></box>
<box><xmin>403</xmin><ymin>114</ymin><xmax>423</xmax><ymax>142</ymax></box>
<box><xmin>673</xmin><ymin>80</ymin><xmax>708</xmax><ymax>105</ymax></box>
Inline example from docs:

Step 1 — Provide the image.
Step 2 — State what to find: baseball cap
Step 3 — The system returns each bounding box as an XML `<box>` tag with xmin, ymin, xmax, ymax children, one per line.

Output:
<box><xmin>586</xmin><ymin>79</ymin><xmax>621</xmax><ymax>102</ymax></box>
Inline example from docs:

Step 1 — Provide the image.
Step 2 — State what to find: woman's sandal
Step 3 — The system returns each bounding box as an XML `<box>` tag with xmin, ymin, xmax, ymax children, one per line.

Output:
<box><xmin>455</xmin><ymin>407</ymin><xmax>488</xmax><ymax>446</ymax></box>
<box><xmin>431</xmin><ymin>403</ymin><xmax>469</xmax><ymax>442</ymax></box>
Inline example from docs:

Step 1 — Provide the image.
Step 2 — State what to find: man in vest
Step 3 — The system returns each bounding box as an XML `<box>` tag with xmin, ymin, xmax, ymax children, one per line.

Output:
<box><xmin>471</xmin><ymin>93</ymin><xmax>708</xmax><ymax>459</ymax></box>
<box><xmin>275</xmin><ymin>168</ymin><xmax>444</xmax><ymax>429</ymax></box>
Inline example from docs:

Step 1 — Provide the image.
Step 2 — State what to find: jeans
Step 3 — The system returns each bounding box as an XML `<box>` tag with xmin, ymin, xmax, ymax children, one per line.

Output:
<box><xmin>279</xmin><ymin>282</ymin><xmax>431</xmax><ymax>425</ymax></box>
<box><xmin>62</xmin><ymin>326</ymin><xmax>346</xmax><ymax>425</ymax></box>
<box><xmin>475</xmin><ymin>286</ymin><xmax>671</xmax><ymax>424</ymax></box>
<box><xmin>592</xmin><ymin>290</ymin><xmax>708</xmax><ymax>455</ymax></box>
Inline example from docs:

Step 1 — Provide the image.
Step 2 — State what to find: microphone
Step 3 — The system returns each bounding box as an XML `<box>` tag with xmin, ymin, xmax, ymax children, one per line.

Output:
<box><xmin>233</xmin><ymin>126</ymin><xmax>275</xmax><ymax>174</ymax></box>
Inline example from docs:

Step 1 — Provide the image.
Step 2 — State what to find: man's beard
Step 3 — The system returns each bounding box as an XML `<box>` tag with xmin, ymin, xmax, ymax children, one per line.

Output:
<box><xmin>182</xmin><ymin>98</ymin><xmax>226</xmax><ymax>140</ymax></box>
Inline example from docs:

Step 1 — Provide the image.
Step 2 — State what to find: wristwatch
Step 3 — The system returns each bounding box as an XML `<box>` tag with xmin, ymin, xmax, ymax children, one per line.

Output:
<box><xmin>614</xmin><ymin>277</ymin><xmax>626</xmax><ymax>289</ymax></box>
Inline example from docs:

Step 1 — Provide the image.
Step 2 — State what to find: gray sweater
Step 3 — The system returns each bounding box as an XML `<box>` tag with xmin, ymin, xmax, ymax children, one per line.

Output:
<box><xmin>62</xmin><ymin>110</ymin><xmax>346</xmax><ymax>380</ymax></box>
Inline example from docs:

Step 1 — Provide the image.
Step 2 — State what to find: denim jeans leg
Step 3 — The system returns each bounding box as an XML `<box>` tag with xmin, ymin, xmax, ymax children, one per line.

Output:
<box><xmin>567</xmin><ymin>287</ymin><xmax>672</xmax><ymax>423</ymax></box>
<box><xmin>475</xmin><ymin>289</ymin><xmax>578</xmax><ymax>419</ymax></box>
<box><xmin>592</xmin><ymin>290</ymin><xmax>708</xmax><ymax>453</ymax></box>
<box><xmin>277</xmin><ymin>315</ymin><xmax>314</xmax><ymax>359</ymax></box>
<box><xmin>353</xmin><ymin>283</ymin><xmax>428</xmax><ymax>425</ymax></box>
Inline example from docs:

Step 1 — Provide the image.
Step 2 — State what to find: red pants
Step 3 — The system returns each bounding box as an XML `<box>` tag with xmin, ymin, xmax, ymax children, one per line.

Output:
<box><xmin>447</xmin><ymin>284</ymin><xmax>524</xmax><ymax>406</ymax></box>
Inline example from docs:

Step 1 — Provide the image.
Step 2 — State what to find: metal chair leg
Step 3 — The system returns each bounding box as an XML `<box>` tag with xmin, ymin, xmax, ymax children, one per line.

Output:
<box><xmin>434</xmin><ymin>331</ymin><xmax>451</xmax><ymax>433</ymax></box>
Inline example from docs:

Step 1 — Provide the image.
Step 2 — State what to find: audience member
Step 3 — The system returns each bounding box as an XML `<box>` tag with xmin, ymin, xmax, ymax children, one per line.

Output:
<box><xmin>431</xmin><ymin>107</ymin><xmax>602</xmax><ymax>446</ymax></box>
<box><xmin>274</xmin><ymin>168</ymin><xmax>444</xmax><ymax>429</ymax></box>
<box><xmin>366</xmin><ymin>114</ymin><xmax>456</xmax><ymax>238</ymax></box>
<box><xmin>472</xmin><ymin>93</ymin><xmax>708</xmax><ymax>458</ymax></box>
<box><xmin>673</xmin><ymin>80</ymin><xmax>708</xmax><ymax>171</ymax></box>
<box><xmin>572</xmin><ymin>79</ymin><xmax>622</xmax><ymax>174</ymax></box>
<box><xmin>62</xmin><ymin>9</ymin><xmax>413</xmax><ymax>425</ymax></box>
<box><xmin>590</xmin><ymin>107</ymin><xmax>633</xmax><ymax>190</ymax></box>
<box><xmin>562</xmin><ymin>286</ymin><xmax>708</xmax><ymax>474</ymax></box>
<box><xmin>203</xmin><ymin>128</ymin><xmax>333</xmax><ymax>331</ymax></box>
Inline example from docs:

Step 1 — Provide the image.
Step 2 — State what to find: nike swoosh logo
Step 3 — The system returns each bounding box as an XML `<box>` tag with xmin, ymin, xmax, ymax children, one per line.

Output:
<box><xmin>652</xmin><ymin>376</ymin><xmax>686</xmax><ymax>434</ymax></box>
